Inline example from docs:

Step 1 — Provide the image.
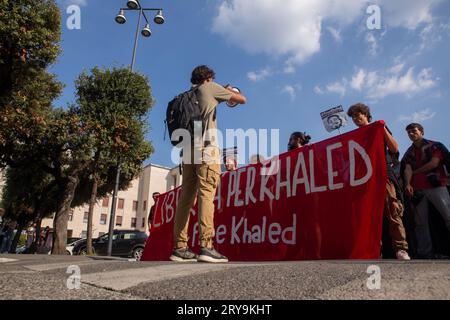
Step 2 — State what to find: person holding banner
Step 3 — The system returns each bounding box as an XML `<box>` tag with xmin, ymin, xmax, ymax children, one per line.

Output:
<box><xmin>287</xmin><ymin>132</ymin><xmax>311</xmax><ymax>151</ymax></box>
<box><xmin>170</xmin><ymin>65</ymin><xmax>247</xmax><ymax>263</ymax></box>
<box><xmin>347</xmin><ymin>103</ymin><xmax>411</xmax><ymax>260</ymax></box>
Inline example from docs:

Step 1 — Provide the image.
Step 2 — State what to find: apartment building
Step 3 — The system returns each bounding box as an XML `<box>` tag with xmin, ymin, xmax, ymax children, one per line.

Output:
<box><xmin>41</xmin><ymin>163</ymin><xmax>181</xmax><ymax>238</ymax></box>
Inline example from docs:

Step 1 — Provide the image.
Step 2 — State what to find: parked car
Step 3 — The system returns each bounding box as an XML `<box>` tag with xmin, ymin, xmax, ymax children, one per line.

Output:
<box><xmin>17</xmin><ymin>235</ymin><xmax>81</xmax><ymax>254</ymax></box>
<box><xmin>66</xmin><ymin>237</ymin><xmax>84</xmax><ymax>255</ymax></box>
<box><xmin>72</xmin><ymin>230</ymin><xmax>147</xmax><ymax>260</ymax></box>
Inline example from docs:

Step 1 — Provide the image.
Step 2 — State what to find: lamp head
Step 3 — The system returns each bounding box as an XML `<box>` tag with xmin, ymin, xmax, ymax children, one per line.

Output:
<box><xmin>127</xmin><ymin>0</ymin><xmax>139</xmax><ymax>9</ymax></box>
<box><xmin>141</xmin><ymin>24</ymin><xmax>152</xmax><ymax>37</ymax></box>
<box><xmin>154</xmin><ymin>10</ymin><xmax>165</xmax><ymax>24</ymax></box>
<box><xmin>115</xmin><ymin>10</ymin><xmax>126</xmax><ymax>24</ymax></box>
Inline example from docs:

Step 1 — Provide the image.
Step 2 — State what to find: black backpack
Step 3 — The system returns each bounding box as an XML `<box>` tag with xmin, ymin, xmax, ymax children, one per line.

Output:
<box><xmin>165</xmin><ymin>88</ymin><xmax>205</xmax><ymax>146</ymax></box>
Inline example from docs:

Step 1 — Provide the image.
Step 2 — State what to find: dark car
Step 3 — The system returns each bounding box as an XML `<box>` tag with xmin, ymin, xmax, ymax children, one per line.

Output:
<box><xmin>72</xmin><ymin>230</ymin><xmax>147</xmax><ymax>260</ymax></box>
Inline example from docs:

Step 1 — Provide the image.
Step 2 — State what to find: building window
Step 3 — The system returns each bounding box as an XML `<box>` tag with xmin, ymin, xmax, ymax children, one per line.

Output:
<box><xmin>102</xmin><ymin>197</ymin><xmax>109</xmax><ymax>207</ymax></box>
<box><xmin>100</xmin><ymin>214</ymin><xmax>107</xmax><ymax>225</ymax></box>
<box><xmin>80</xmin><ymin>230</ymin><xmax>87</xmax><ymax>238</ymax></box>
<box><xmin>83</xmin><ymin>212</ymin><xmax>88</xmax><ymax>224</ymax></box>
<box><xmin>67</xmin><ymin>230</ymin><xmax>73</xmax><ymax>238</ymax></box>
<box><xmin>142</xmin><ymin>217</ymin><xmax>146</xmax><ymax>228</ymax></box>
<box><xmin>98</xmin><ymin>232</ymin><xmax>105</xmax><ymax>237</ymax></box>
<box><xmin>143</xmin><ymin>200</ymin><xmax>147</xmax><ymax>211</ymax></box>
<box><xmin>118</xmin><ymin>198</ymin><xmax>124</xmax><ymax>209</ymax></box>
<box><xmin>68</xmin><ymin>210</ymin><xmax>74</xmax><ymax>222</ymax></box>
<box><xmin>116</xmin><ymin>216</ymin><xmax>122</xmax><ymax>227</ymax></box>
<box><xmin>131</xmin><ymin>218</ymin><xmax>137</xmax><ymax>228</ymax></box>
<box><xmin>133</xmin><ymin>201</ymin><xmax>138</xmax><ymax>211</ymax></box>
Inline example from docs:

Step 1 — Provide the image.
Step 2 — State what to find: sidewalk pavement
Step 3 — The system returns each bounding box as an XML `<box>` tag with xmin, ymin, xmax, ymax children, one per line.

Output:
<box><xmin>1</xmin><ymin>254</ymin><xmax>449</xmax><ymax>300</ymax></box>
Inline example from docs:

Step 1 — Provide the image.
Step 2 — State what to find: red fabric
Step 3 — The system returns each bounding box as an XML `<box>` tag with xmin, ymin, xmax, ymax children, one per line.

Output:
<box><xmin>412</xmin><ymin>147</ymin><xmax>445</xmax><ymax>189</ymax></box>
<box><xmin>142</xmin><ymin>121</ymin><xmax>387</xmax><ymax>261</ymax></box>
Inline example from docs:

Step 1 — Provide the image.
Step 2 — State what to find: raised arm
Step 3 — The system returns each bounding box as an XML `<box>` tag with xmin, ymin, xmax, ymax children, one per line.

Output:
<box><xmin>225</xmin><ymin>86</ymin><xmax>246</xmax><ymax>105</ymax></box>
<box><xmin>384</xmin><ymin>126</ymin><xmax>399</xmax><ymax>154</ymax></box>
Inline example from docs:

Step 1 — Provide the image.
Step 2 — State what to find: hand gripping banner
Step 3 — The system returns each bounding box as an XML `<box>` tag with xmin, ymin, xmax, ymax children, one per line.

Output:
<box><xmin>142</xmin><ymin>121</ymin><xmax>387</xmax><ymax>261</ymax></box>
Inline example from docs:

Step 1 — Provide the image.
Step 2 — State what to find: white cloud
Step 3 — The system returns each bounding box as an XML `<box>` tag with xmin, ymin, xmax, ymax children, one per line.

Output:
<box><xmin>398</xmin><ymin>108</ymin><xmax>436</xmax><ymax>122</ymax></box>
<box><xmin>316</xmin><ymin>64</ymin><xmax>437</xmax><ymax>100</ymax></box>
<box><xmin>64</xmin><ymin>0</ymin><xmax>87</xmax><ymax>6</ymax></box>
<box><xmin>212</xmin><ymin>0</ymin><xmax>364</xmax><ymax>71</ymax></box>
<box><xmin>314</xmin><ymin>85</ymin><xmax>324</xmax><ymax>95</ymax></box>
<box><xmin>281</xmin><ymin>84</ymin><xmax>301</xmax><ymax>100</ymax></box>
<box><xmin>283</xmin><ymin>65</ymin><xmax>296</xmax><ymax>74</ymax></box>
<box><xmin>326</xmin><ymin>80</ymin><xmax>347</xmax><ymax>97</ymax></box>
<box><xmin>327</xmin><ymin>26</ymin><xmax>342</xmax><ymax>43</ymax></box>
<box><xmin>365</xmin><ymin>33</ymin><xmax>378</xmax><ymax>56</ymax></box>
<box><xmin>389</xmin><ymin>63</ymin><xmax>405</xmax><ymax>74</ymax></box>
<box><xmin>369</xmin><ymin>67</ymin><xmax>437</xmax><ymax>99</ymax></box>
<box><xmin>418</xmin><ymin>22</ymin><xmax>450</xmax><ymax>53</ymax></box>
<box><xmin>212</xmin><ymin>0</ymin><xmax>443</xmax><ymax>71</ymax></box>
<box><xmin>376</xmin><ymin>0</ymin><xmax>442</xmax><ymax>30</ymax></box>
<box><xmin>350</xmin><ymin>69</ymin><xmax>366</xmax><ymax>91</ymax></box>
<box><xmin>247</xmin><ymin>68</ymin><xmax>272</xmax><ymax>82</ymax></box>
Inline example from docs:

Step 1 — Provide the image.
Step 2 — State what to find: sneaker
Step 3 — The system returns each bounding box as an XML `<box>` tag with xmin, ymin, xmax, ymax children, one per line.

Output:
<box><xmin>396</xmin><ymin>250</ymin><xmax>411</xmax><ymax>260</ymax></box>
<box><xmin>197</xmin><ymin>247</ymin><xmax>228</xmax><ymax>263</ymax></box>
<box><xmin>169</xmin><ymin>247</ymin><xmax>198</xmax><ymax>262</ymax></box>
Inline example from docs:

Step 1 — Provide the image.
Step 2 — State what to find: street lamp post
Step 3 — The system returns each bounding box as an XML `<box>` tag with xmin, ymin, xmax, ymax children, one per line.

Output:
<box><xmin>107</xmin><ymin>0</ymin><xmax>165</xmax><ymax>256</ymax></box>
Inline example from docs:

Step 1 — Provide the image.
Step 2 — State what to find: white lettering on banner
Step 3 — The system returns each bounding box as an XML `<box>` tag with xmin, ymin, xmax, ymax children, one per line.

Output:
<box><xmin>230</xmin><ymin>214</ymin><xmax>297</xmax><ymax>245</ymax></box>
<box><xmin>215</xmin><ymin>180</ymin><xmax>222</xmax><ymax>210</ymax></box>
<box><xmin>268</xmin><ymin>223</ymin><xmax>282</xmax><ymax>243</ymax></box>
<box><xmin>152</xmin><ymin>196</ymin><xmax>162</xmax><ymax>228</ymax></box>
<box><xmin>190</xmin><ymin>222</ymin><xmax>199</xmax><ymax>248</ymax></box>
<box><xmin>227</xmin><ymin>171</ymin><xmax>236</xmax><ymax>208</ymax></box>
<box><xmin>309</xmin><ymin>149</ymin><xmax>327</xmax><ymax>193</ymax></box>
<box><xmin>292</xmin><ymin>152</ymin><xmax>311</xmax><ymax>196</ymax></box>
<box><xmin>231</xmin><ymin>216</ymin><xmax>244</xmax><ymax>244</ymax></box>
<box><xmin>349</xmin><ymin>140</ymin><xmax>373</xmax><ymax>186</ymax></box>
<box><xmin>259</xmin><ymin>171</ymin><xmax>275</xmax><ymax>202</ymax></box>
<box><xmin>276</xmin><ymin>157</ymin><xmax>291</xmax><ymax>200</ymax></box>
<box><xmin>153</xmin><ymin>140</ymin><xmax>373</xmax><ymax>229</ymax></box>
<box><xmin>165</xmin><ymin>190</ymin><xmax>175</xmax><ymax>223</ymax></box>
<box><xmin>216</xmin><ymin>225</ymin><xmax>227</xmax><ymax>244</ymax></box>
<box><xmin>234</xmin><ymin>167</ymin><xmax>246</xmax><ymax>207</ymax></box>
<box><xmin>245</xmin><ymin>166</ymin><xmax>257</xmax><ymax>205</ymax></box>
<box><xmin>327</xmin><ymin>142</ymin><xmax>344</xmax><ymax>190</ymax></box>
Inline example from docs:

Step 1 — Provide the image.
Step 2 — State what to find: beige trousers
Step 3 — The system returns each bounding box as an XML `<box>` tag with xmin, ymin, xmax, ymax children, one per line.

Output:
<box><xmin>173</xmin><ymin>162</ymin><xmax>221</xmax><ymax>249</ymax></box>
<box><xmin>384</xmin><ymin>180</ymin><xmax>408</xmax><ymax>251</ymax></box>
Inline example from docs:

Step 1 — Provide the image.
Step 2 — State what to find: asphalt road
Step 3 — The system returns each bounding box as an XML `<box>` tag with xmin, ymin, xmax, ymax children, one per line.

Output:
<box><xmin>1</xmin><ymin>254</ymin><xmax>449</xmax><ymax>300</ymax></box>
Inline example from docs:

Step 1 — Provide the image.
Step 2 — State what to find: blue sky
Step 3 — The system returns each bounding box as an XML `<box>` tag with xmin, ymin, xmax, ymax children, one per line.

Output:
<box><xmin>53</xmin><ymin>0</ymin><xmax>450</xmax><ymax>168</ymax></box>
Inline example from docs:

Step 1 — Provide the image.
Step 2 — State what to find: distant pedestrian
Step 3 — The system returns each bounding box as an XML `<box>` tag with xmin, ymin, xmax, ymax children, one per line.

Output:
<box><xmin>148</xmin><ymin>192</ymin><xmax>160</xmax><ymax>231</ymax></box>
<box><xmin>0</xmin><ymin>220</ymin><xmax>17</xmax><ymax>253</ymax></box>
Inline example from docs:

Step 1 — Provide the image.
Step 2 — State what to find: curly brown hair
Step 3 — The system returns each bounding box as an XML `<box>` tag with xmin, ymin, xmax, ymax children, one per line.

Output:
<box><xmin>347</xmin><ymin>103</ymin><xmax>372</xmax><ymax>122</ymax></box>
<box><xmin>191</xmin><ymin>65</ymin><xmax>215</xmax><ymax>85</ymax></box>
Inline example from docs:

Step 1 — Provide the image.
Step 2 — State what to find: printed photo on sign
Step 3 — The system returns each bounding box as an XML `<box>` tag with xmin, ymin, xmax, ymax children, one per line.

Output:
<box><xmin>320</xmin><ymin>106</ymin><xmax>348</xmax><ymax>133</ymax></box>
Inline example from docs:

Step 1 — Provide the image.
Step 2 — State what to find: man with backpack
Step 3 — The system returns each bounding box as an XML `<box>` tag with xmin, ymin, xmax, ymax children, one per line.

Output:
<box><xmin>169</xmin><ymin>65</ymin><xmax>246</xmax><ymax>263</ymax></box>
<box><xmin>402</xmin><ymin>123</ymin><xmax>450</xmax><ymax>258</ymax></box>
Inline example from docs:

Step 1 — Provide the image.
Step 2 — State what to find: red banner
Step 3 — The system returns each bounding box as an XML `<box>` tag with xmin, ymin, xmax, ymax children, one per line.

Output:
<box><xmin>142</xmin><ymin>121</ymin><xmax>387</xmax><ymax>261</ymax></box>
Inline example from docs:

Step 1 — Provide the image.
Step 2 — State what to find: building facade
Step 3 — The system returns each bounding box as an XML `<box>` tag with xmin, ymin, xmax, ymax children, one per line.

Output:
<box><xmin>41</xmin><ymin>163</ymin><xmax>181</xmax><ymax>238</ymax></box>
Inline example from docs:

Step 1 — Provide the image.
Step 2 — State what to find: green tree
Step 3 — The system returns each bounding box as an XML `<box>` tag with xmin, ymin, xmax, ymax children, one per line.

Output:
<box><xmin>0</xmin><ymin>0</ymin><xmax>62</xmax><ymax>253</ymax></box>
<box><xmin>0</xmin><ymin>0</ymin><xmax>60</xmax><ymax>97</ymax></box>
<box><xmin>1</xmin><ymin>165</ymin><xmax>57</xmax><ymax>253</ymax></box>
<box><xmin>73</xmin><ymin>67</ymin><xmax>154</xmax><ymax>254</ymax></box>
<box><xmin>0</xmin><ymin>0</ymin><xmax>62</xmax><ymax>167</ymax></box>
<box><xmin>38</xmin><ymin>108</ymin><xmax>94</xmax><ymax>254</ymax></box>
